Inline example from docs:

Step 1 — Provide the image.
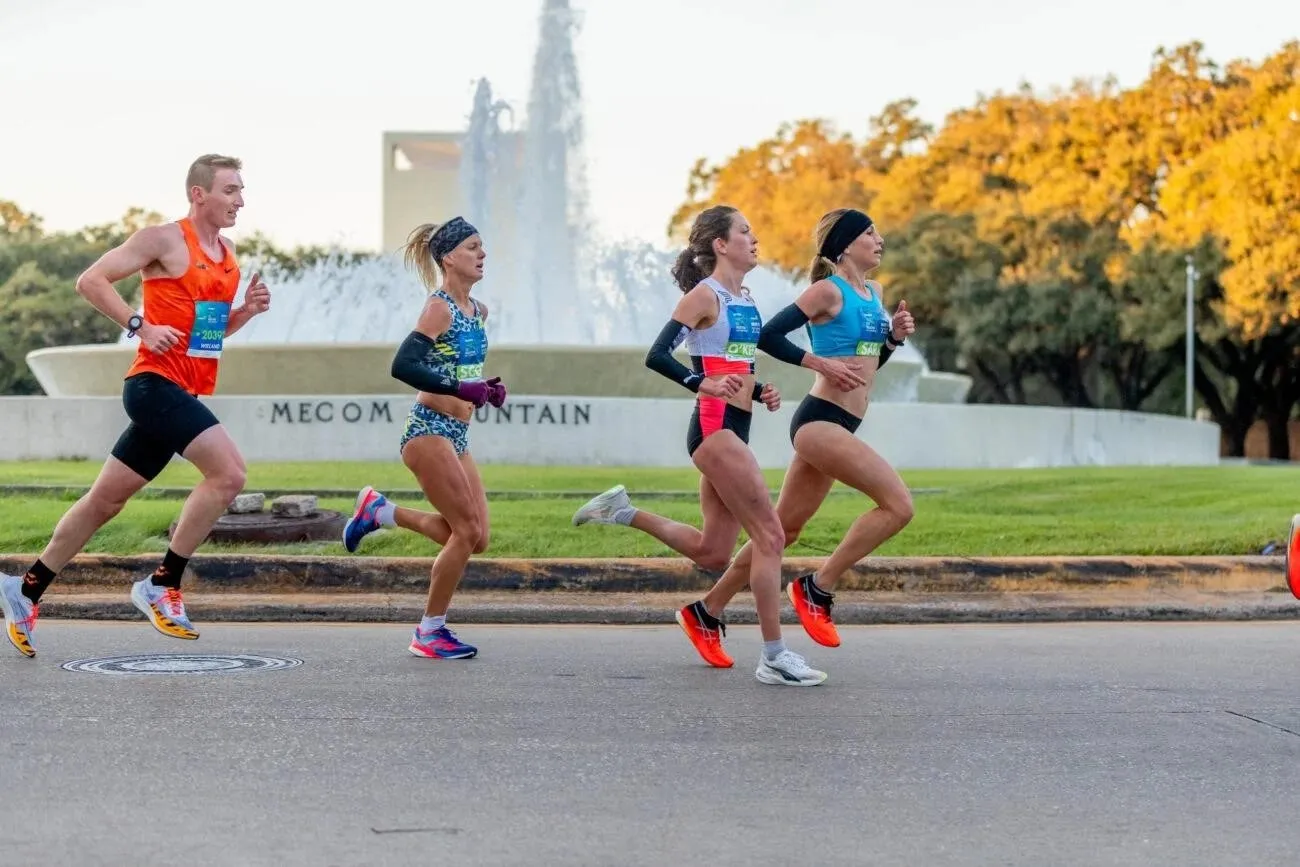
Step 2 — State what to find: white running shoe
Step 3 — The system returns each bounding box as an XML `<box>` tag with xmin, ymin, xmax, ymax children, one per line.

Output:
<box><xmin>755</xmin><ymin>649</ymin><xmax>828</xmax><ymax>686</ymax></box>
<box><xmin>0</xmin><ymin>573</ymin><xmax>38</xmax><ymax>658</ymax></box>
<box><xmin>131</xmin><ymin>579</ymin><xmax>199</xmax><ymax>640</ymax></box>
<box><xmin>572</xmin><ymin>485</ymin><xmax>631</xmax><ymax>526</ymax></box>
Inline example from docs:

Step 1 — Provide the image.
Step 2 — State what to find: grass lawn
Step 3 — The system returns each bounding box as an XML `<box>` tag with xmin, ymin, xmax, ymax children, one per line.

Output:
<box><xmin>0</xmin><ymin>461</ymin><xmax>1296</xmax><ymax>558</ymax></box>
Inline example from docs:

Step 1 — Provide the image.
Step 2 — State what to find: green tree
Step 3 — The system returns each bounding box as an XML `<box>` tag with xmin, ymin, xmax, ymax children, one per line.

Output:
<box><xmin>235</xmin><ymin>231</ymin><xmax>378</xmax><ymax>277</ymax></box>
<box><xmin>0</xmin><ymin>261</ymin><xmax>119</xmax><ymax>394</ymax></box>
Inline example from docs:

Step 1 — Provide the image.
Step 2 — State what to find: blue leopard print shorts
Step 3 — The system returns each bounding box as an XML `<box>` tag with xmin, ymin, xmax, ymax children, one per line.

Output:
<box><xmin>400</xmin><ymin>403</ymin><xmax>470</xmax><ymax>456</ymax></box>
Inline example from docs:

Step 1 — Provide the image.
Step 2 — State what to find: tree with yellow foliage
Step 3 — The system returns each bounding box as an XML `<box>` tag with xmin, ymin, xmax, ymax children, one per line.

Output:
<box><xmin>671</xmin><ymin>40</ymin><xmax>1300</xmax><ymax>457</ymax></box>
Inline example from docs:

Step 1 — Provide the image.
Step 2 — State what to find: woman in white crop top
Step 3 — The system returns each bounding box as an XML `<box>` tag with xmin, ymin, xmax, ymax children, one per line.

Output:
<box><xmin>572</xmin><ymin>205</ymin><xmax>827</xmax><ymax>687</ymax></box>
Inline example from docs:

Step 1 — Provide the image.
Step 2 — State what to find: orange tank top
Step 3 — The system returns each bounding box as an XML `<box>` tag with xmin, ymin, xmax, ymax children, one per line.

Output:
<box><xmin>125</xmin><ymin>218</ymin><xmax>241</xmax><ymax>396</ymax></box>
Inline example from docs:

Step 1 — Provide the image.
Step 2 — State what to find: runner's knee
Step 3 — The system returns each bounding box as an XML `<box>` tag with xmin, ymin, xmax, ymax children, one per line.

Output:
<box><xmin>749</xmin><ymin>513</ymin><xmax>786</xmax><ymax>558</ymax></box>
<box><xmin>472</xmin><ymin>527</ymin><xmax>490</xmax><ymax>554</ymax></box>
<box><xmin>450</xmin><ymin>514</ymin><xmax>483</xmax><ymax>548</ymax></box>
<box><xmin>85</xmin><ymin>490</ymin><xmax>130</xmax><ymax>524</ymax></box>
<box><xmin>209</xmin><ymin>465</ymin><xmax>247</xmax><ymax>503</ymax></box>
<box><xmin>881</xmin><ymin>490</ymin><xmax>915</xmax><ymax>529</ymax></box>
<box><xmin>695</xmin><ymin>548</ymin><xmax>732</xmax><ymax>573</ymax></box>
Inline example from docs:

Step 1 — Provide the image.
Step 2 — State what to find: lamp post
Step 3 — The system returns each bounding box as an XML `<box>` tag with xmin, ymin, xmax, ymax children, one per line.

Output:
<box><xmin>1185</xmin><ymin>255</ymin><xmax>1197</xmax><ymax>418</ymax></box>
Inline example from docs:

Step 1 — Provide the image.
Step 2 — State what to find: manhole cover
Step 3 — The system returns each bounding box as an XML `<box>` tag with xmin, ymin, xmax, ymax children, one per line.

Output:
<box><xmin>61</xmin><ymin>653</ymin><xmax>303</xmax><ymax>675</ymax></box>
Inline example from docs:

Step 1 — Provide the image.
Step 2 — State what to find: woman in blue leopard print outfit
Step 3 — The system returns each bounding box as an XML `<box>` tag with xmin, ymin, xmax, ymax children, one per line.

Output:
<box><xmin>340</xmin><ymin>217</ymin><xmax>508</xmax><ymax>660</ymax></box>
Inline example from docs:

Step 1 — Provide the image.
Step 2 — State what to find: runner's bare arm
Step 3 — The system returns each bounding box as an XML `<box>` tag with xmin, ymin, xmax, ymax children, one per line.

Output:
<box><xmin>74</xmin><ymin>226</ymin><xmax>173</xmax><ymax>329</ymax></box>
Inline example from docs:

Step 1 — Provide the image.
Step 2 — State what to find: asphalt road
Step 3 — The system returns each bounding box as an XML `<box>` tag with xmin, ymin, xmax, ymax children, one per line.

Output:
<box><xmin>3</xmin><ymin>621</ymin><xmax>1300</xmax><ymax>866</ymax></box>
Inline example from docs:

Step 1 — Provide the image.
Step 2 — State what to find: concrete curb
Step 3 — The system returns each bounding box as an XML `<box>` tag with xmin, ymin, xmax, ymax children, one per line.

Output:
<box><xmin>31</xmin><ymin>589</ymin><xmax>1300</xmax><ymax>625</ymax></box>
<box><xmin>0</xmin><ymin>553</ymin><xmax>1285</xmax><ymax>596</ymax></box>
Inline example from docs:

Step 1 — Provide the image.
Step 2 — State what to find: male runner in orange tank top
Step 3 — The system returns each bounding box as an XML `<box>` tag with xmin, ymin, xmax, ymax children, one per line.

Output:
<box><xmin>0</xmin><ymin>154</ymin><xmax>272</xmax><ymax>658</ymax></box>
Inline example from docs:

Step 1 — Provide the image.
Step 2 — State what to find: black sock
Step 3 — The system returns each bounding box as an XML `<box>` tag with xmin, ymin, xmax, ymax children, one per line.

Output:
<box><xmin>20</xmin><ymin>560</ymin><xmax>56</xmax><ymax>604</ymax></box>
<box><xmin>806</xmin><ymin>574</ymin><xmax>834</xmax><ymax>602</ymax></box>
<box><xmin>150</xmin><ymin>549</ymin><xmax>189</xmax><ymax>590</ymax></box>
<box><xmin>692</xmin><ymin>600</ymin><xmax>724</xmax><ymax>628</ymax></box>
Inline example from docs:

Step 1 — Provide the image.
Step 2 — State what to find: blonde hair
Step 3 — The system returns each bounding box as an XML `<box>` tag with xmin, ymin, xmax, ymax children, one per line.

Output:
<box><xmin>809</xmin><ymin>208</ymin><xmax>849</xmax><ymax>282</ymax></box>
<box><xmin>186</xmin><ymin>154</ymin><xmax>242</xmax><ymax>202</ymax></box>
<box><xmin>403</xmin><ymin>223</ymin><xmax>445</xmax><ymax>293</ymax></box>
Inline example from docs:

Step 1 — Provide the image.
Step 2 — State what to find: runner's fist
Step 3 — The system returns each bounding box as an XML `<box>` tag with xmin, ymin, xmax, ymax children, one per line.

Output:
<box><xmin>244</xmin><ymin>272</ymin><xmax>271</xmax><ymax>315</ymax></box>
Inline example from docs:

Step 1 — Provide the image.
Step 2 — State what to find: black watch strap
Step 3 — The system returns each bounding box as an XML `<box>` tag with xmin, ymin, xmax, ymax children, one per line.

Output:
<box><xmin>127</xmin><ymin>315</ymin><xmax>144</xmax><ymax>337</ymax></box>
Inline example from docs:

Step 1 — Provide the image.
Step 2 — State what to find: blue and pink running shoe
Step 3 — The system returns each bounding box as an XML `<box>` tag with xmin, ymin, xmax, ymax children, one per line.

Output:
<box><xmin>409</xmin><ymin>626</ymin><xmax>478</xmax><ymax>659</ymax></box>
<box><xmin>343</xmin><ymin>486</ymin><xmax>388</xmax><ymax>553</ymax></box>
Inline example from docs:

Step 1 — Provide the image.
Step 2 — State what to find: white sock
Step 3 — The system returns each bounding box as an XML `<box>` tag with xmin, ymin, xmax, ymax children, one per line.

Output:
<box><xmin>376</xmin><ymin>502</ymin><xmax>397</xmax><ymax>527</ymax></box>
<box><xmin>612</xmin><ymin>506</ymin><xmax>637</xmax><ymax>526</ymax></box>
<box><xmin>420</xmin><ymin>615</ymin><xmax>446</xmax><ymax>633</ymax></box>
<box><xmin>763</xmin><ymin>638</ymin><xmax>787</xmax><ymax>661</ymax></box>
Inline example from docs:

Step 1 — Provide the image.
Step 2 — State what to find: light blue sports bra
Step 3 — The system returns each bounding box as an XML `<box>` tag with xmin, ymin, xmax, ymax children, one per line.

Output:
<box><xmin>806</xmin><ymin>276</ymin><xmax>893</xmax><ymax>358</ymax></box>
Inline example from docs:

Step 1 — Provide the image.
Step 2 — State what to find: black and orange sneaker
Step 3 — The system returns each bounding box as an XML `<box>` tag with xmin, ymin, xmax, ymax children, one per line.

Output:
<box><xmin>1287</xmin><ymin>515</ymin><xmax>1300</xmax><ymax>600</ymax></box>
<box><xmin>674</xmin><ymin>601</ymin><xmax>733</xmax><ymax>668</ymax></box>
<box><xmin>787</xmin><ymin>574</ymin><xmax>840</xmax><ymax>648</ymax></box>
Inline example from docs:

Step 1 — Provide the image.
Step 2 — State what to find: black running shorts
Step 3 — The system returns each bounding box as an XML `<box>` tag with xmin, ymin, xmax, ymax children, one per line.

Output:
<box><xmin>789</xmin><ymin>394</ymin><xmax>863</xmax><ymax>442</ymax></box>
<box><xmin>110</xmin><ymin>372</ymin><xmax>221</xmax><ymax>481</ymax></box>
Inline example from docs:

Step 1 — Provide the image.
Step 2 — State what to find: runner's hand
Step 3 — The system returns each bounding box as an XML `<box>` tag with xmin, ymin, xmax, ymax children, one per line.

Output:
<box><xmin>138</xmin><ymin>322</ymin><xmax>184</xmax><ymax>355</ymax></box>
<box><xmin>890</xmin><ymin>299</ymin><xmax>914</xmax><ymax>341</ymax></box>
<box><xmin>243</xmin><ymin>272</ymin><xmax>271</xmax><ymax>315</ymax></box>
<box><xmin>759</xmin><ymin>382</ymin><xmax>781</xmax><ymax>412</ymax></box>
<box><xmin>815</xmin><ymin>358</ymin><xmax>866</xmax><ymax>392</ymax></box>
<box><xmin>485</xmin><ymin>376</ymin><xmax>508</xmax><ymax>408</ymax></box>
<box><xmin>699</xmin><ymin>374</ymin><xmax>744</xmax><ymax>399</ymax></box>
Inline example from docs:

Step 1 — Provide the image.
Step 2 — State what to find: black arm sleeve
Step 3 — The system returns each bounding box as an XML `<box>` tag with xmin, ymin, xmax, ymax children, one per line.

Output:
<box><xmin>645</xmin><ymin>319</ymin><xmax>702</xmax><ymax>393</ymax></box>
<box><xmin>391</xmin><ymin>331</ymin><xmax>459</xmax><ymax>396</ymax></box>
<box><xmin>757</xmin><ymin>303</ymin><xmax>810</xmax><ymax>367</ymax></box>
<box><xmin>879</xmin><ymin>342</ymin><xmax>895</xmax><ymax>368</ymax></box>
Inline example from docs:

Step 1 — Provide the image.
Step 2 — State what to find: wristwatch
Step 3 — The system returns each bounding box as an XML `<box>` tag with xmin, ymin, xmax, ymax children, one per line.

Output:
<box><xmin>887</xmin><ymin>330</ymin><xmax>905</xmax><ymax>347</ymax></box>
<box><xmin>126</xmin><ymin>315</ymin><xmax>144</xmax><ymax>338</ymax></box>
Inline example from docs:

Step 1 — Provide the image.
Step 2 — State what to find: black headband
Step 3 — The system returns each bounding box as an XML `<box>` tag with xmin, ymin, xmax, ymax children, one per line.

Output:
<box><xmin>819</xmin><ymin>209</ymin><xmax>874</xmax><ymax>262</ymax></box>
<box><xmin>428</xmin><ymin>216</ymin><xmax>479</xmax><ymax>262</ymax></box>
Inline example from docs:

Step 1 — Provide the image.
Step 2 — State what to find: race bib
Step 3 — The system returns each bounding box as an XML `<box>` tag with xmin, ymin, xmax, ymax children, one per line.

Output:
<box><xmin>455</xmin><ymin>328</ymin><xmax>487</xmax><ymax>381</ymax></box>
<box><xmin>724</xmin><ymin>305</ymin><xmax>761</xmax><ymax>362</ymax></box>
<box><xmin>187</xmin><ymin>301</ymin><xmax>231</xmax><ymax>359</ymax></box>
<box><xmin>855</xmin><ymin>306</ymin><xmax>891</xmax><ymax>358</ymax></box>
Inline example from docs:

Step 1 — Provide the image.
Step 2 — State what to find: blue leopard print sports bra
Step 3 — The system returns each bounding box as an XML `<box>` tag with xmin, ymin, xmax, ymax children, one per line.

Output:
<box><xmin>423</xmin><ymin>290</ymin><xmax>487</xmax><ymax>385</ymax></box>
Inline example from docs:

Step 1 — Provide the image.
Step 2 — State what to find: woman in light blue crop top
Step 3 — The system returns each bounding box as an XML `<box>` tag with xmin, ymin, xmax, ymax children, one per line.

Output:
<box><xmin>676</xmin><ymin>208</ymin><xmax>918</xmax><ymax>659</ymax></box>
<box><xmin>570</xmin><ymin>205</ymin><xmax>828</xmax><ymax>686</ymax></box>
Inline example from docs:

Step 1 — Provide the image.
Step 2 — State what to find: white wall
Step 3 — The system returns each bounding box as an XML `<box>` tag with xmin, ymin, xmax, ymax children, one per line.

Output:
<box><xmin>0</xmin><ymin>395</ymin><xmax>1221</xmax><ymax>469</ymax></box>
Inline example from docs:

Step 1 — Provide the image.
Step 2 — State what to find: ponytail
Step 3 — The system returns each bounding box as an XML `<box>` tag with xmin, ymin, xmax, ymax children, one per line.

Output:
<box><xmin>403</xmin><ymin>222</ymin><xmax>444</xmax><ymax>294</ymax></box>
<box><xmin>671</xmin><ymin>248</ymin><xmax>714</xmax><ymax>293</ymax></box>
<box><xmin>809</xmin><ymin>254</ymin><xmax>837</xmax><ymax>283</ymax></box>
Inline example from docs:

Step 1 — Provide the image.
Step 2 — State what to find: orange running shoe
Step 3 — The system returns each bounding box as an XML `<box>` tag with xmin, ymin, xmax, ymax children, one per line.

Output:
<box><xmin>674</xmin><ymin>602</ymin><xmax>733</xmax><ymax>668</ymax></box>
<box><xmin>787</xmin><ymin>574</ymin><xmax>840</xmax><ymax>648</ymax></box>
<box><xmin>1287</xmin><ymin>515</ymin><xmax>1300</xmax><ymax>600</ymax></box>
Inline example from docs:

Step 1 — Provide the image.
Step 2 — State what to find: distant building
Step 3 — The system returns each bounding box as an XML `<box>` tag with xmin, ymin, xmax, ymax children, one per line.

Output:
<box><xmin>381</xmin><ymin>131</ymin><xmax>523</xmax><ymax>256</ymax></box>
